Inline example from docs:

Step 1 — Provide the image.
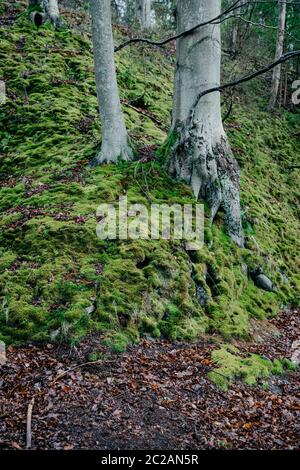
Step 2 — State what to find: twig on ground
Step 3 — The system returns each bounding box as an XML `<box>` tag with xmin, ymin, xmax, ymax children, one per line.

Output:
<box><xmin>121</xmin><ymin>99</ymin><xmax>167</xmax><ymax>130</ymax></box>
<box><xmin>26</xmin><ymin>397</ymin><xmax>35</xmax><ymax>449</ymax></box>
<box><xmin>52</xmin><ymin>359</ymin><xmax>107</xmax><ymax>383</ymax></box>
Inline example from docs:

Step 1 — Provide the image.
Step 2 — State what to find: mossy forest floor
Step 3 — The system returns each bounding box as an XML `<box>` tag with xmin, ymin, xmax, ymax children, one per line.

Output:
<box><xmin>1</xmin><ymin>2</ymin><xmax>299</xmax><ymax>348</ymax></box>
<box><xmin>0</xmin><ymin>1</ymin><xmax>300</xmax><ymax>448</ymax></box>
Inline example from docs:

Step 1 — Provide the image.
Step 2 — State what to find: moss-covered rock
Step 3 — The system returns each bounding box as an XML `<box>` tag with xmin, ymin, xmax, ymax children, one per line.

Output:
<box><xmin>208</xmin><ymin>345</ymin><xmax>298</xmax><ymax>389</ymax></box>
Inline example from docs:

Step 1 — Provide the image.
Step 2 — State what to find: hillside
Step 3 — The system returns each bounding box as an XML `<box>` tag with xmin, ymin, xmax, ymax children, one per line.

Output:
<box><xmin>0</xmin><ymin>4</ymin><xmax>299</xmax><ymax>356</ymax></box>
<box><xmin>0</xmin><ymin>0</ymin><xmax>300</xmax><ymax>452</ymax></box>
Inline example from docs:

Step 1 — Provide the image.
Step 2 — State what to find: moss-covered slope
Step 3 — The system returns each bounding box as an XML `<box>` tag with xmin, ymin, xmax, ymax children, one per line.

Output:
<box><xmin>0</xmin><ymin>9</ymin><xmax>299</xmax><ymax>348</ymax></box>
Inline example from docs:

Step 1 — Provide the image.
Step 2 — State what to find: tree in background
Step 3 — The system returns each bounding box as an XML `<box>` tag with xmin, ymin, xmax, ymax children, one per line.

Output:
<box><xmin>168</xmin><ymin>0</ymin><xmax>244</xmax><ymax>247</ymax></box>
<box><xmin>230</xmin><ymin>0</ymin><xmax>246</xmax><ymax>57</ymax></box>
<box><xmin>136</xmin><ymin>0</ymin><xmax>152</xmax><ymax>29</ymax></box>
<box><xmin>151</xmin><ymin>0</ymin><xmax>176</xmax><ymax>30</ymax></box>
<box><xmin>90</xmin><ymin>0</ymin><xmax>132</xmax><ymax>164</ymax></box>
<box><xmin>268</xmin><ymin>0</ymin><xmax>287</xmax><ymax>110</ymax></box>
<box><xmin>221</xmin><ymin>0</ymin><xmax>299</xmax><ymax>108</ymax></box>
<box><xmin>28</xmin><ymin>0</ymin><xmax>60</xmax><ymax>27</ymax></box>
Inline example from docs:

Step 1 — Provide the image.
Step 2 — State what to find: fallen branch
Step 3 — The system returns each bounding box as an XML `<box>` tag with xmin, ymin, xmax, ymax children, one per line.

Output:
<box><xmin>26</xmin><ymin>397</ymin><xmax>35</xmax><ymax>450</ymax></box>
<box><xmin>121</xmin><ymin>99</ymin><xmax>167</xmax><ymax>130</ymax></box>
<box><xmin>52</xmin><ymin>359</ymin><xmax>107</xmax><ymax>383</ymax></box>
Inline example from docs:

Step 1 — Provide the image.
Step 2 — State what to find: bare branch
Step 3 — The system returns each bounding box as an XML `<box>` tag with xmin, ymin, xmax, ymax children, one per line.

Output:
<box><xmin>115</xmin><ymin>1</ymin><xmax>300</xmax><ymax>53</ymax></box>
<box><xmin>115</xmin><ymin>0</ymin><xmax>243</xmax><ymax>52</ymax></box>
<box><xmin>189</xmin><ymin>50</ymin><xmax>300</xmax><ymax>122</ymax></box>
<box><xmin>237</xmin><ymin>15</ymin><xmax>300</xmax><ymax>43</ymax></box>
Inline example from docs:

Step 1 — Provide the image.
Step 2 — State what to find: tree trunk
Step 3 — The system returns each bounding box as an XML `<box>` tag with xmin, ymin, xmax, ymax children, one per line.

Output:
<box><xmin>268</xmin><ymin>0</ymin><xmax>286</xmax><ymax>110</ymax></box>
<box><xmin>136</xmin><ymin>0</ymin><xmax>152</xmax><ymax>30</ymax></box>
<box><xmin>168</xmin><ymin>0</ymin><xmax>244</xmax><ymax>247</ymax></box>
<box><xmin>111</xmin><ymin>0</ymin><xmax>120</xmax><ymax>22</ymax></box>
<box><xmin>47</xmin><ymin>0</ymin><xmax>60</xmax><ymax>25</ymax></box>
<box><xmin>231</xmin><ymin>0</ymin><xmax>246</xmax><ymax>57</ymax></box>
<box><xmin>90</xmin><ymin>0</ymin><xmax>132</xmax><ymax>164</ymax></box>
<box><xmin>29</xmin><ymin>0</ymin><xmax>60</xmax><ymax>27</ymax></box>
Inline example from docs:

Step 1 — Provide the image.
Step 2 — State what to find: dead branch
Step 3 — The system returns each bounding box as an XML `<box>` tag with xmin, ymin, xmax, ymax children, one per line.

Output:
<box><xmin>121</xmin><ymin>99</ymin><xmax>167</xmax><ymax>130</ymax></box>
<box><xmin>26</xmin><ymin>397</ymin><xmax>35</xmax><ymax>450</ymax></box>
<box><xmin>52</xmin><ymin>359</ymin><xmax>108</xmax><ymax>383</ymax></box>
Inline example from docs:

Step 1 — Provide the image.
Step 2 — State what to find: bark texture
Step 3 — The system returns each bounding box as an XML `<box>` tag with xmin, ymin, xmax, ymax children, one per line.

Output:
<box><xmin>168</xmin><ymin>0</ymin><xmax>244</xmax><ymax>247</ymax></box>
<box><xmin>47</xmin><ymin>0</ymin><xmax>60</xmax><ymax>24</ymax></box>
<box><xmin>29</xmin><ymin>0</ymin><xmax>60</xmax><ymax>27</ymax></box>
<box><xmin>90</xmin><ymin>0</ymin><xmax>132</xmax><ymax>164</ymax></box>
<box><xmin>136</xmin><ymin>0</ymin><xmax>152</xmax><ymax>30</ymax></box>
<box><xmin>268</xmin><ymin>0</ymin><xmax>287</xmax><ymax>110</ymax></box>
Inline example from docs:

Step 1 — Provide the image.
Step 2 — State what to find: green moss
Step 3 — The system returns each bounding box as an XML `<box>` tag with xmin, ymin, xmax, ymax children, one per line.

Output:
<box><xmin>103</xmin><ymin>331</ymin><xmax>135</xmax><ymax>353</ymax></box>
<box><xmin>0</xmin><ymin>14</ymin><xmax>299</xmax><ymax>347</ymax></box>
<box><xmin>208</xmin><ymin>345</ymin><xmax>298</xmax><ymax>389</ymax></box>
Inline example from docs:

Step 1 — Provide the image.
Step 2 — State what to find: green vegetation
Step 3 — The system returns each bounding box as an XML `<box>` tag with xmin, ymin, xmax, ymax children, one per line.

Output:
<box><xmin>208</xmin><ymin>345</ymin><xmax>298</xmax><ymax>389</ymax></box>
<box><xmin>0</xmin><ymin>10</ymin><xmax>299</xmax><ymax>348</ymax></box>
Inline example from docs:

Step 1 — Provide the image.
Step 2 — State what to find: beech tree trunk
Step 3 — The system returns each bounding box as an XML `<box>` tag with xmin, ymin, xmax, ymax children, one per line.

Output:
<box><xmin>136</xmin><ymin>0</ymin><xmax>152</xmax><ymax>30</ymax></box>
<box><xmin>168</xmin><ymin>0</ymin><xmax>244</xmax><ymax>247</ymax></box>
<box><xmin>268</xmin><ymin>0</ymin><xmax>286</xmax><ymax>110</ymax></box>
<box><xmin>90</xmin><ymin>0</ymin><xmax>132</xmax><ymax>164</ymax></box>
<box><xmin>29</xmin><ymin>0</ymin><xmax>60</xmax><ymax>27</ymax></box>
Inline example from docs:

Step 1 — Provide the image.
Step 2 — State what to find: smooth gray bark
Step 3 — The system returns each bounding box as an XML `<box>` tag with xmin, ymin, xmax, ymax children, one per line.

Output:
<box><xmin>90</xmin><ymin>0</ymin><xmax>132</xmax><ymax>164</ymax></box>
<box><xmin>136</xmin><ymin>0</ymin><xmax>152</xmax><ymax>30</ymax></box>
<box><xmin>168</xmin><ymin>0</ymin><xmax>244</xmax><ymax>247</ymax></box>
<box><xmin>28</xmin><ymin>0</ymin><xmax>60</xmax><ymax>26</ymax></box>
<box><xmin>47</xmin><ymin>0</ymin><xmax>60</xmax><ymax>24</ymax></box>
<box><xmin>268</xmin><ymin>0</ymin><xmax>287</xmax><ymax>110</ymax></box>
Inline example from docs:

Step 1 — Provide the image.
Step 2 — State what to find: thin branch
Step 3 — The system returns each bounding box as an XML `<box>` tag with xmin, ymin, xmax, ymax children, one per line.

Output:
<box><xmin>121</xmin><ymin>99</ymin><xmax>167</xmax><ymax>130</ymax></box>
<box><xmin>223</xmin><ymin>96</ymin><xmax>234</xmax><ymax>122</ymax></box>
<box><xmin>115</xmin><ymin>0</ymin><xmax>243</xmax><ymax>52</ymax></box>
<box><xmin>52</xmin><ymin>359</ymin><xmax>109</xmax><ymax>383</ymax></box>
<box><xmin>189</xmin><ymin>50</ymin><xmax>300</xmax><ymax>122</ymax></box>
<box><xmin>237</xmin><ymin>15</ymin><xmax>300</xmax><ymax>42</ymax></box>
<box><xmin>237</xmin><ymin>16</ymin><xmax>277</xmax><ymax>30</ymax></box>
<box><xmin>115</xmin><ymin>1</ymin><xmax>300</xmax><ymax>53</ymax></box>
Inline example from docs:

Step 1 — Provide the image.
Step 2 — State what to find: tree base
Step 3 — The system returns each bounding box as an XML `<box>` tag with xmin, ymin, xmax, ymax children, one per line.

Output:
<box><xmin>90</xmin><ymin>143</ymin><xmax>133</xmax><ymax>167</ymax></box>
<box><xmin>167</xmin><ymin>123</ymin><xmax>244</xmax><ymax>248</ymax></box>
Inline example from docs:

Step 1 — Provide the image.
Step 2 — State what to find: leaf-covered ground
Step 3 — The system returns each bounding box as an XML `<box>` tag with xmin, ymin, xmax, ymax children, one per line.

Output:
<box><xmin>0</xmin><ymin>307</ymin><xmax>299</xmax><ymax>450</ymax></box>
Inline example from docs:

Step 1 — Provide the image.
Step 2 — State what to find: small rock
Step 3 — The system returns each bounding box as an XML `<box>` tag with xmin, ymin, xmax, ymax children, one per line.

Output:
<box><xmin>250</xmin><ymin>267</ymin><xmax>274</xmax><ymax>292</ymax></box>
<box><xmin>85</xmin><ymin>304</ymin><xmax>95</xmax><ymax>315</ymax></box>
<box><xmin>291</xmin><ymin>339</ymin><xmax>300</xmax><ymax>365</ymax></box>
